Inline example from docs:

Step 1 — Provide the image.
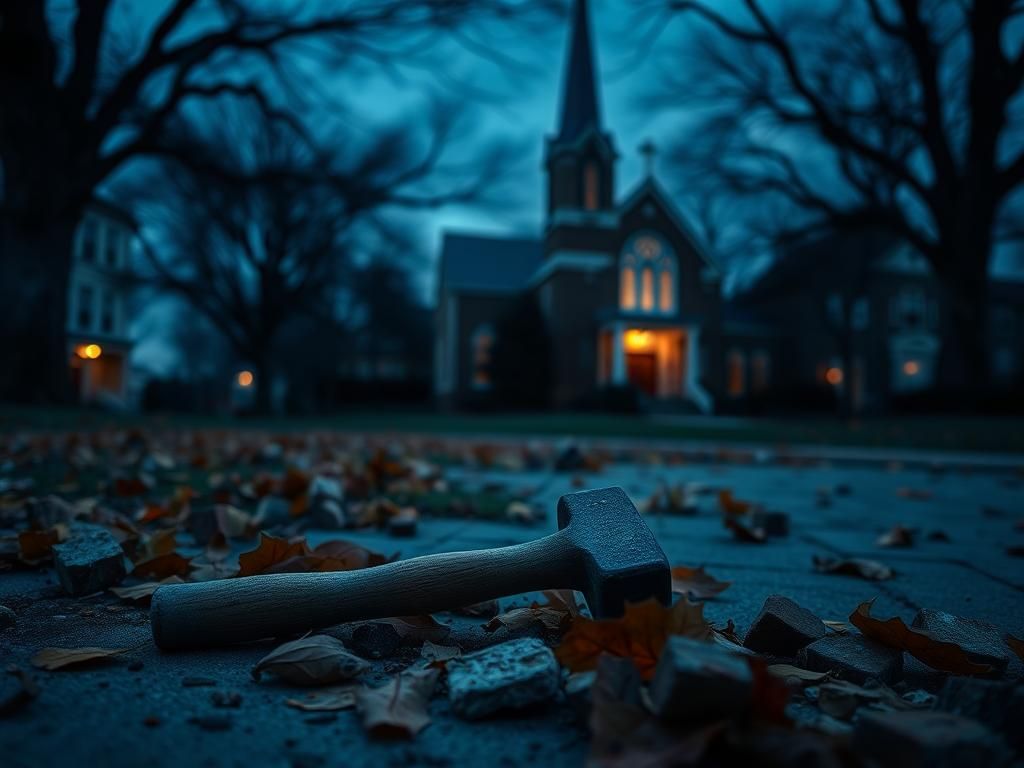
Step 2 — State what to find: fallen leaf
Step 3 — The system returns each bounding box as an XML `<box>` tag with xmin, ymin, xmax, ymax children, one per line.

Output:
<box><xmin>237</xmin><ymin>532</ymin><xmax>309</xmax><ymax>577</ymax></box>
<box><xmin>724</xmin><ymin>517</ymin><xmax>767</xmax><ymax>543</ymax></box>
<box><xmin>823</xmin><ymin>620</ymin><xmax>849</xmax><ymax>634</ymax></box>
<box><xmin>285</xmin><ymin>686</ymin><xmax>358</xmax><ymax>711</ymax></box>
<box><xmin>139</xmin><ymin>528</ymin><xmax>179</xmax><ymax>561</ymax></box>
<box><xmin>766</xmin><ymin>664</ymin><xmax>830</xmax><ymax>684</ymax></box>
<box><xmin>252</xmin><ymin>635</ymin><xmax>369</xmax><ymax>686</ymax></box>
<box><xmin>671</xmin><ymin>565</ymin><xmax>732</xmax><ymax>599</ymax></box>
<box><xmin>813</xmin><ymin>556</ymin><xmax>893</xmax><ymax>581</ymax></box>
<box><xmin>17</xmin><ymin>525</ymin><xmax>68</xmax><ymax>564</ymax></box>
<box><xmin>420</xmin><ymin>641</ymin><xmax>461</xmax><ymax>668</ymax></box>
<box><xmin>876</xmin><ymin>525</ymin><xmax>914</xmax><ymax>548</ymax></box>
<box><xmin>109</xmin><ymin>576</ymin><xmax>185</xmax><ymax>604</ymax></box>
<box><xmin>214</xmin><ymin>505</ymin><xmax>254</xmax><ymax>539</ymax></box>
<box><xmin>484</xmin><ymin>605</ymin><xmax>571</xmax><ymax>634</ymax></box>
<box><xmin>543</xmin><ymin>589</ymin><xmax>582</xmax><ymax>618</ymax></box>
<box><xmin>849</xmin><ymin>600</ymin><xmax>992</xmax><ymax>675</ymax></box>
<box><xmin>131</xmin><ymin>552</ymin><xmax>192</xmax><ymax>580</ymax></box>
<box><xmin>356</xmin><ymin>667</ymin><xmax>439</xmax><ymax>739</ymax></box>
<box><xmin>31</xmin><ymin>647</ymin><xmax>128</xmax><ymax>671</ymax></box>
<box><xmin>718</xmin><ymin>489</ymin><xmax>753</xmax><ymax>516</ymax></box>
<box><xmin>1006</xmin><ymin>634</ymin><xmax>1024</xmax><ymax>661</ymax></box>
<box><xmin>555</xmin><ymin>598</ymin><xmax>712</xmax><ymax>680</ymax></box>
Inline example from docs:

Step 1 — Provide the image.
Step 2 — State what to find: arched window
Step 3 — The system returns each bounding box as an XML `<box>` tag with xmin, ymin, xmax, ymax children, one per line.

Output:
<box><xmin>583</xmin><ymin>162</ymin><xmax>600</xmax><ymax>211</ymax></box>
<box><xmin>619</xmin><ymin>233</ymin><xmax>677</xmax><ymax>315</ymax></box>
<box><xmin>470</xmin><ymin>325</ymin><xmax>495</xmax><ymax>391</ymax></box>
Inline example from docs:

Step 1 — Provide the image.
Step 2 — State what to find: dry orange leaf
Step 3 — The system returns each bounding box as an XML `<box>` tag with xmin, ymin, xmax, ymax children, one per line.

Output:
<box><xmin>849</xmin><ymin>600</ymin><xmax>992</xmax><ymax>675</ymax></box>
<box><xmin>356</xmin><ymin>667</ymin><xmax>439</xmax><ymax>739</ymax></box>
<box><xmin>17</xmin><ymin>525</ymin><xmax>67</xmax><ymax>564</ymax></box>
<box><xmin>555</xmin><ymin>598</ymin><xmax>712</xmax><ymax>680</ymax></box>
<box><xmin>32</xmin><ymin>646</ymin><xmax>128</xmax><ymax>670</ymax></box>
<box><xmin>670</xmin><ymin>565</ymin><xmax>731</xmax><ymax>599</ymax></box>
<box><xmin>131</xmin><ymin>552</ymin><xmax>192</xmax><ymax>580</ymax></box>
<box><xmin>718</xmin><ymin>490</ymin><xmax>752</xmax><ymax>516</ymax></box>
<box><xmin>237</xmin><ymin>532</ymin><xmax>309</xmax><ymax>577</ymax></box>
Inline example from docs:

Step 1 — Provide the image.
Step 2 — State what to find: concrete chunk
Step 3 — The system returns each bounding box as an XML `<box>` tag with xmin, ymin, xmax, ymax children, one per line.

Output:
<box><xmin>853</xmin><ymin>711</ymin><xmax>1007</xmax><ymax>768</ymax></box>
<box><xmin>648</xmin><ymin>636</ymin><xmax>752</xmax><ymax>723</ymax></box>
<box><xmin>447</xmin><ymin>638</ymin><xmax>559</xmax><ymax>719</ymax></box>
<box><xmin>911</xmin><ymin>609</ymin><xmax>1011</xmax><ymax>675</ymax></box>
<box><xmin>743</xmin><ymin>596</ymin><xmax>827</xmax><ymax>656</ymax></box>
<box><xmin>798</xmin><ymin>634</ymin><xmax>903</xmax><ymax>684</ymax></box>
<box><xmin>52</xmin><ymin>524</ymin><xmax>126</xmax><ymax>596</ymax></box>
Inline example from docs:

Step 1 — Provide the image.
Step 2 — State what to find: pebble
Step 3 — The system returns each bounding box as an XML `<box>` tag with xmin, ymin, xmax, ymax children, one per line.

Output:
<box><xmin>911</xmin><ymin>609</ymin><xmax>1012</xmax><ymax>675</ymax></box>
<box><xmin>853</xmin><ymin>711</ymin><xmax>1006</xmax><ymax>768</ymax></box>
<box><xmin>0</xmin><ymin>605</ymin><xmax>15</xmax><ymax>630</ymax></box>
<box><xmin>447</xmin><ymin>638</ymin><xmax>559</xmax><ymax>719</ymax></box>
<box><xmin>743</xmin><ymin>596</ymin><xmax>827</xmax><ymax>656</ymax></box>
<box><xmin>52</xmin><ymin>523</ymin><xmax>126</xmax><ymax>596</ymax></box>
<box><xmin>648</xmin><ymin>636</ymin><xmax>753</xmax><ymax>723</ymax></box>
<box><xmin>798</xmin><ymin>634</ymin><xmax>903</xmax><ymax>685</ymax></box>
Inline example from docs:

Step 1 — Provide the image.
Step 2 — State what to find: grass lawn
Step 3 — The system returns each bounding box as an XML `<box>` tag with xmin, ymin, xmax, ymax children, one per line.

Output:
<box><xmin>2</xmin><ymin>405</ymin><xmax>1023</xmax><ymax>454</ymax></box>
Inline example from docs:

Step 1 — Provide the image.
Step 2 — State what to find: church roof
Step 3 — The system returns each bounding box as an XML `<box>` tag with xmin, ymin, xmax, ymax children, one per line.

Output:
<box><xmin>556</xmin><ymin>0</ymin><xmax>602</xmax><ymax>143</ymax></box>
<box><xmin>440</xmin><ymin>232</ymin><xmax>544</xmax><ymax>294</ymax></box>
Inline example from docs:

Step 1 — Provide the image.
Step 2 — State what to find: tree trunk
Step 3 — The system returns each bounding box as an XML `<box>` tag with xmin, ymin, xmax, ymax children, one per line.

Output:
<box><xmin>0</xmin><ymin>216</ymin><xmax>77</xmax><ymax>403</ymax></box>
<box><xmin>253</xmin><ymin>356</ymin><xmax>275</xmax><ymax>415</ymax></box>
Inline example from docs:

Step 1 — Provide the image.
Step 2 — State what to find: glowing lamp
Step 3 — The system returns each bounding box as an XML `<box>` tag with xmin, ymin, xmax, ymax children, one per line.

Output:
<box><xmin>76</xmin><ymin>344</ymin><xmax>102</xmax><ymax>359</ymax></box>
<box><xmin>624</xmin><ymin>330</ymin><xmax>651</xmax><ymax>351</ymax></box>
<box><xmin>825</xmin><ymin>367</ymin><xmax>843</xmax><ymax>386</ymax></box>
<box><xmin>237</xmin><ymin>370</ymin><xmax>254</xmax><ymax>388</ymax></box>
<box><xmin>903</xmin><ymin>360</ymin><xmax>920</xmax><ymax>376</ymax></box>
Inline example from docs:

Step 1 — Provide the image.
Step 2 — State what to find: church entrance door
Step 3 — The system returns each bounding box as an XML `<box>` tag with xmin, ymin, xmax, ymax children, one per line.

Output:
<box><xmin>626</xmin><ymin>352</ymin><xmax>657</xmax><ymax>396</ymax></box>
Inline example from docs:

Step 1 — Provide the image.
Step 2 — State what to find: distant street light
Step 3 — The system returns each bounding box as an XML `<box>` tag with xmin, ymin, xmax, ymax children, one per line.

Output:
<box><xmin>903</xmin><ymin>360</ymin><xmax>920</xmax><ymax>376</ymax></box>
<box><xmin>825</xmin><ymin>367</ymin><xmax>843</xmax><ymax>386</ymax></box>
<box><xmin>76</xmin><ymin>344</ymin><xmax>102</xmax><ymax>360</ymax></box>
<box><xmin>237</xmin><ymin>370</ymin><xmax>254</xmax><ymax>388</ymax></box>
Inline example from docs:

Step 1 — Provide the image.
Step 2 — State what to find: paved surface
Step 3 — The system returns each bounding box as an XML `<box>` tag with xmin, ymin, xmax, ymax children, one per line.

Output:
<box><xmin>2</xmin><ymin>459</ymin><xmax>1022</xmax><ymax>767</ymax></box>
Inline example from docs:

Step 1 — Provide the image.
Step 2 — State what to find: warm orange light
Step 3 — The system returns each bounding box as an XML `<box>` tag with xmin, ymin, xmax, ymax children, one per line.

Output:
<box><xmin>903</xmin><ymin>360</ymin><xmax>920</xmax><ymax>376</ymax></box>
<box><xmin>76</xmin><ymin>344</ymin><xmax>102</xmax><ymax>359</ymax></box>
<box><xmin>825</xmin><ymin>367</ymin><xmax>843</xmax><ymax>386</ymax></box>
<box><xmin>625</xmin><ymin>329</ymin><xmax>651</xmax><ymax>351</ymax></box>
<box><xmin>237</xmin><ymin>370</ymin><xmax>254</xmax><ymax>387</ymax></box>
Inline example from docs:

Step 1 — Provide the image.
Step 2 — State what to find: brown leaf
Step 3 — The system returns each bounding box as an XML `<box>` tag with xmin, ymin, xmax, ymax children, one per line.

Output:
<box><xmin>718</xmin><ymin>489</ymin><xmax>753</xmax><ymax>516</ymax></box>
<box><xmin>555</xmin><ymin>598</ymin><xmax>712</xmax><ymax>680</ymax></box>
<box><xmin>109</xmin><ymin>576</ymin><xmax>185</xmax><ymax>604</ymax></box>
<box><xmin>1006</xmin><ymin>634</ymin><xmax>1024</xmax><ymax>661</ymax></box>
<box><xmin>139</xmin><ymin>528</ymin><xmax>179</xmax><ymax>561</ymax></box>
<box><xmin>484</xmin><ymin>605</ymin><xmax>569</xmax><ymax>634</ymax></box>
<box><xmin>849</xmin><ymin>600</ymin><xmax>992</xmax><ymax>675</ymax></box>
<box><xmin>285</xmin><ymin>686</ymin><xmax>358</xmax><ymax>711</ymax></box>
<box><xmin>17</xmin><ymin>525</ymin><xmax>68</xmax><ymax>564</ymax></box>
<box><xmin>131</xmin><ymin>552</ymin><xmax>192</xmax><ymax>580</ymax></box>
<box><xmin>236</xmin><ymin>532</ymin><xmax>309</xmax><ymax>577</ymax></box>
<box><xmin>214</xmin><ymin>505</ymin><xmax>253</xmax><ymax>539</ymax></box>
<box><xmin>724</xmin><ymin>517</ymin><xmax>767</xmax><ymax>543</ymax></box>
<box><xmin>252</xmin><ymin>635</ymin><xmax>369</xmax><ymax>686</ymax></box>
<box><xmin>876</xmin><ymin>525</ymin><xmax>914</xmax><ymax>548</ymax></box>
<box><xmin>31</xmin><ymin>647</ymin><xmax>128</xmax><ymax>670</ymax></box>
<box><xmin>670</xmin><ymin>565</ymin><xmax>732</xmax><ymax>599</ymax></box>
<box><xmin>813</xmin><ymin>556</ymin><xmax>893</xmax><ymax>581</ymax></box>
<box><xmin>356</xmin><ymin>667</ymin><xmax>439</xmax><ymax>739</ymax></box>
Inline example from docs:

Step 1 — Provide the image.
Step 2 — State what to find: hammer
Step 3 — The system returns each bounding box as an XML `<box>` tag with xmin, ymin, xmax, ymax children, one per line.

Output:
<box><xmin>151</xmin><ymin>487</ymin><xmax>670</xmax><ymax>650</ymax></box>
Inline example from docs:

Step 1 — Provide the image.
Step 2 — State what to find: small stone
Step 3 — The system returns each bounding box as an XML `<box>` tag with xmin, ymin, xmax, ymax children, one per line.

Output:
<box><xmin>937</xmin><ymin>677</ymin><xmax>1023</xmax><ymax>751</ymax></box>
<box><xmin>751</xmin><ymin>510</ymin><xmax>789</xmax><ymax>537</ymax></box>
<box><xmin>853</xmin><ymin>711</ymin><xmax>1005</xmax><ymax>768</ymax></box>
<box><xmin>350</xmin><ymin>622</ymin><xmax>402</xmax><ymax>659</ymax></box>
<box><xmin>254</xmin><ymin>496</ymin><xmax>291</xmax><ymax>527</ymax></box>
<box><xmin>648</xmin><ymin>636</ymin><xmax>753</xmax><ymax>723</ymax></box>
<box><xmin>798</xmin><ymin>634</ymin><xmax>903</xmax><ymax>685</ymax></box>
<box><xmin>743</xmin><ymin>596</ymin><xmax>827</xmax><ymax>656</ymax></box>
<box><xmin>447</xmin><ymin>638</ymin><xmax>559</xmax><ymax>719</ymax></box>
<box><xmin>52</xmin><ymin>523</ymin><xmax>126</xmax><ymax>596</ymax></box>
<box><xmin>388</xmin><ymin>511</ymin><xmax>417</xmax><ymax>538</ymax></box>
<box><xmin>911</xmin><ymin>610</ymin><xmax>1012</xmax><ymax>675</ymax></box>
<box><xmin>0</xmin><ymin>606</ymin><xmax>15</xmax><ymax>630</ymax></box>
<box><xmin>309</xmin><ymin>498</ymin><xmax>347</xmax><ymax>530</ymax></box>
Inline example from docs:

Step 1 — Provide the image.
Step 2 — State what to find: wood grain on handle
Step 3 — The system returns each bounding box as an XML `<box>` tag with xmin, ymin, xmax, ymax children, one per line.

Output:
<box><xmin>151</xmin><ymin>530</ymin><xmax>581</xmax><ymax>650</ymax></box>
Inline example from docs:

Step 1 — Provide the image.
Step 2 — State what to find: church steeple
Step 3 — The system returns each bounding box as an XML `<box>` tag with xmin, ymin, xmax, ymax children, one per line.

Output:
<box><xmin>557</xmin><ymin>0</ymin><xmax>601</xmax><ymax>142</ymax></box>
<box><xmin>545</xmin><ymin>0</ymin><xmax>617</xmax><ymax>220</ymax></box>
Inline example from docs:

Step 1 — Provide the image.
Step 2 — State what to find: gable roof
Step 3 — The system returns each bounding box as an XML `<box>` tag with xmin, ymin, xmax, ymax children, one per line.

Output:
<box><xmin>440</xmin><ymin>232</ymin><xmax>544</xmax><ymax>295</ymax></box>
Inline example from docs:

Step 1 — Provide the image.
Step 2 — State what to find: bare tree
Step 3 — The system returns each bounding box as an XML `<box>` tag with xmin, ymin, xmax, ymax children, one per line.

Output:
<box><xmin>655</xmin><ymin>0</ymin><xmax>1024</xmax><ymax>396</ymax></box>
<box><xmin>0</xmin><ymin>0</ymin><xmax>558</xmax><ymax>403</ymax></box>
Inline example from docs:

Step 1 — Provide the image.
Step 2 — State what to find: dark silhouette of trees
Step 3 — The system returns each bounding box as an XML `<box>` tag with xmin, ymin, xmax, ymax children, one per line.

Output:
<box><xmin>658</xmin><ymin>0</ymin><xmax>1024</xmax><ymax>397</ymax></box>
<box><xmin>0</xmin><ymin>0</ymin><xmax>557</xmax><ymax>403</ymax></box>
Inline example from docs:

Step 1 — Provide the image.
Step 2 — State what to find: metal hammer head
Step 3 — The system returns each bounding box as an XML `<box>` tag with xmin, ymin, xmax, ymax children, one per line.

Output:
<box><xmin>557</xmin><ymin>486</ymin><xmax>671</xmax><ymax>618</ymax></box>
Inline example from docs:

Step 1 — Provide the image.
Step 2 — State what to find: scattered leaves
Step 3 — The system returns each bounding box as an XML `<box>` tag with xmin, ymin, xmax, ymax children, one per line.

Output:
<box><xmin>718</xmin><ymin>489</ymin><xmax>753</xmax><ymax>516</ymax></box>
<box><xmin>31</xmin><ymin>647</ymin><xmax>128</xmax><ymax>671</ymax></box>
<box><xmin>356</xmin><ymin>667</ymin><xmax>439</xmax><ymax>739</ymax></box>
<box><xmin>237</xmin><ymin>533</ymin><xmax>308</xmax><ymax>577</ymax></box>
<box><xmin>109</xmin><ymin>576</ymin><xmax>185</xmax><ymax>604</ymax></box>
<box><xmin>849</xmin><ymin>600</ymin><xmax>992</xmax><ymax>675</ymax></box>
<box><xmin>555</xmin><ymin>598</ymin><xmax>712</xmax><ymax>680</ymax></box>
<box><xmin>285</xmin><ymin>686</ymin><xmax>358</xmax><ymax>712</ymax></box>
<box><xmin>131</xmin><ymin>552</ymin><xmax>192</xmax><ymax>580</ymax></box>
<box><xmin>251</xmin><ymin>635</ymin><xmax>369</xmax><ymax>686</ymax></box>
<box><xmin>670</xmin><ymin>565</ymin><xmax>732</xmax><ymax>599</ymax></box>
<box><xmin>17</xmin><ymin>525</ymin><xmax>68</xmax><ymax>564</ymax></box>
<box><xmin>237</xmin><ymin>533</ymin><xmax>392</xmax><ymax>577</ymax></box>
<box><xmin>813</xmin><ymin>556</ymin><xmax>893</xmax><ymax>581</ymax></box>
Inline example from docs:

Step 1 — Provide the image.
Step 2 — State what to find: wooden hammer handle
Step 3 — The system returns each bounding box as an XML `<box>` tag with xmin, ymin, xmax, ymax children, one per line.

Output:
<box><xmin>152</xmin><ymin>531</ymin><xmax>579</xmax><ymax>650</ymax></box>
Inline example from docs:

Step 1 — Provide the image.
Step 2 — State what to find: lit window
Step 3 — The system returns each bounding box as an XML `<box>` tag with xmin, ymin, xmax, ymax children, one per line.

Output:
<box><xmin>471</xmin><ymin>326</ymin><xmax>495</xmax><ymax>391</ymax></box>
<box><xmin>727</xmin><ymin>350</ymin><xmax>746</xmax><ymax>397</ymax></box>
<box><xmin>659</xmin><ymin>269</ymin><xmax>674</xmax><ymax>312</ymax></box>
<box><xmin>620</xmin><ymin>266</ymin><xmax>636</xmax><ymax>310</ymax></box>
<box><xmin>641</xmin><ymin>267</ymin><xmax>654</xmax><ymax>312</ymax></box>
<box><xmin>583</xmin><ymin>162</ymin><xmax>600</xmax><ymax>211</ymax></box>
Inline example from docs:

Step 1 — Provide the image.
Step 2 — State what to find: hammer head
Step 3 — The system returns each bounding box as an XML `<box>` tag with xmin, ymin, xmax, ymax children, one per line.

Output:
<box><xmin>558</xmin><ymin>486</ymin><xmax>671</xmax><ymax>618</ymax></box>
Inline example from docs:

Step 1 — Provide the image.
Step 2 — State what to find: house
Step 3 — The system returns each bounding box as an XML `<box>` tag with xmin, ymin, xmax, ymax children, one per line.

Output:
<box><xmin>67</xmin><ymin>199</ymin><xmax>135</xmax><ymax>404</ymax></box>
<box><xmin>435</xmin><ymin>0</ymin><xmax>725</xmax><ymax>411</ymax></box>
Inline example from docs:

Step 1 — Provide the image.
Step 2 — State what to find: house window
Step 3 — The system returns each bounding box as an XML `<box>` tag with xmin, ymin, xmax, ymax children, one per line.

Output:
<box><xmin>619</xmin><ymin>232</ymin><xmax>676</xmax><ymax>315</ymax></box>
<box><xmin>583</xmin><ymin>162</ymin><xmax>600</xmax><ymax>211</ymax></box>
<box><xmin>470</xmin><ymin>325</ymin><xmax>495</xmax><ymax>391</ymax></box>
<box><xmin>80</xmin><ymin>219</ymin><xmax>98</xmax><ymax>264</ymax></box>
<box><xmin>727</xmin><ymin>350</ymin><xmax>746</xmax><ymax>398</ymax></box>
<box><xmin>78</xmin><ymin>285</ymin><xmax>94</xmax><ymax>330</ymax></box>
<box><xmin>751</xmin><ymin>351</ymin><xmax>770</xmax><ymax>393</ymax></box>
<box><xmin>101</xmin><ymin>291</ymin><xmax>115</xmax><ymax>334</ymax></box>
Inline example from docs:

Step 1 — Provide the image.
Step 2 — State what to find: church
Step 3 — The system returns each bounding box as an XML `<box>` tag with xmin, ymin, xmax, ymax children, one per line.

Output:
<box><xmin>434</xmin><ymin>0</ymin><xmax>728</xmax><ymax>412</ymax></box>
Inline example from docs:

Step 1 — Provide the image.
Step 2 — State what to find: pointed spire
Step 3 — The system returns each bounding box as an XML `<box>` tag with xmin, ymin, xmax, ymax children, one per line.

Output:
<box><xmin>556</xmin><ymin>0</ymin><xmax>602</xmax><ymax>143</ymax></box>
